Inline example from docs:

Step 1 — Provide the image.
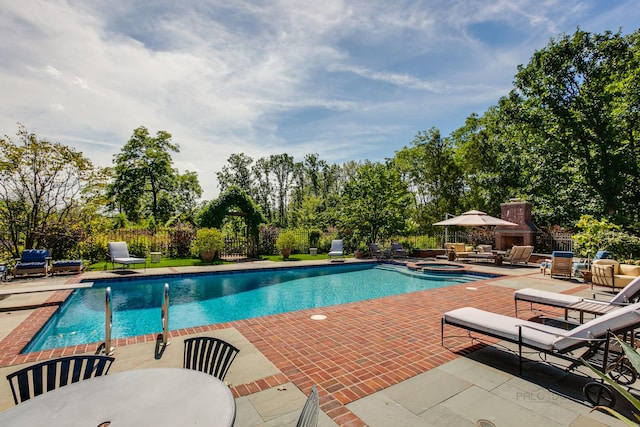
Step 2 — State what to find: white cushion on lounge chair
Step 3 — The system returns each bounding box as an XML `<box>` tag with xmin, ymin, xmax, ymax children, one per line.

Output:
<box><xmin>515</xmin><ymin>276</ymin><xmax>640</xmax><ymax>311</ymax></box>
<box><xmin>514</xmin><ymin>288</ymin><xmax>581</xmax><ymax>308</ymax></box>
<box><xmin>443</xmin><ymin>307</ymin><xmax>562</xmax><ymax>350</ymax></box>
<box><xmin>444</xmin><ymin>302</ymin><xmax>640</xmax><ymax>352</ymax></box>
<box><xmin>553</xmin><ymin>302</ymin><xmax>640</xmax><ymax>351</ymax></box>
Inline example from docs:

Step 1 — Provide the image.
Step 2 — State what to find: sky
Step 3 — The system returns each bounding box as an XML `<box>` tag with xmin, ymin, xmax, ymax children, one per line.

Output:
<box><xmin>1</xmin><ymin>1</ymin><xmax>638</xmax><ymax>200</ymax></box>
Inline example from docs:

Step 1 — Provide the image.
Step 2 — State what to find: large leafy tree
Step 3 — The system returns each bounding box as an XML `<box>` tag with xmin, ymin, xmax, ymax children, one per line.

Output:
<box><xmin>451</xmin><ymin>110</ymin><xmax>522</xmax><ymax>214</ymax></box>
<box><xmin>394</xmin><ymin>128</ymin><xmax>464</xmax><ymax>231</ymax></box>
<box><xmin>511</xmin><ymin>29</ymin><xmax>640</xmax><ymax>226</ymax></box>
<box><xmin>339</xmin><ymin>160</ymin><xmax>412</xmax><ymax>244</ymax></box>
<box><xmin>108</xmin><ymin>126</ymin><xmax>201</xmax><ymax>224</ymax></box>
<box><xmin>215</xmin><ymin>153</ymin><xmax>254</xmax><ymax>195</ymax></box>
<box><xmin>0</xmin><ymin>125</ymin><xmax>103</xmax><ymax>256</ymax></box>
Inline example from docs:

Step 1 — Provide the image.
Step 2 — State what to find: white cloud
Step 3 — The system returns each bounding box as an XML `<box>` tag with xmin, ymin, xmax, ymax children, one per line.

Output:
<box><xmin>0</xmin><ymin>0</ymin><xmax>637</xmax><ymax>199</ymax></box>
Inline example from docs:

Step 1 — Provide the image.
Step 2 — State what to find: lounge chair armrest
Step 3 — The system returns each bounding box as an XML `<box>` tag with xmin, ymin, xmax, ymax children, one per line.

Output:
<box><xmin>516</xmin><ymin>323</ymin><xmax>569</xmax><ymax>337</ymax></box>
<box><xmin>580</xmin><ymin>298</ymin><xmax>629</xmax><ymax>307</ymax></box>
<box><xmin>517</xmin><ymin>324</ymin><xmax>607</xmax><ymax>342</ymax></box>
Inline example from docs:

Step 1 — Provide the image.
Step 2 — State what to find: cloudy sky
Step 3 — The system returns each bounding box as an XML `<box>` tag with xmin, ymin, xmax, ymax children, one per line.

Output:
<box><xmin>1</xmin><ymin>1</ymin><xmax>637</xmax><ymax>199</ymax></box>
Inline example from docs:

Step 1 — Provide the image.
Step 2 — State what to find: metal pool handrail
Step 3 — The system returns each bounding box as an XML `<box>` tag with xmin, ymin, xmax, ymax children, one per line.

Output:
<box><xmin>160</xmin><ymin>283</ymin><xmax>170</xmax><ymax>347</ymax></box>
<box><xmin>103</xmin><ymin>287</ymin><xmax>114</xmax><ymax>355</ymax></box>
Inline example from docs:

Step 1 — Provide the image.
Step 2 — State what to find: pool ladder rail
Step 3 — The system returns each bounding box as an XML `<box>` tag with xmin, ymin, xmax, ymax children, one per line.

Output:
<box><xmin>100</xmin><ymin>283</ymin><xmax>171</xmax><ymax>355</ymax></box>
<box><xmin>160</xmin><ymin>283</ymin><xmax>171</xmax><ymax>348</ymax></box>
<box><xmin>101</xmin><ymin>287</ymin><xmax>115</xmax><ymax>356</ymax></box>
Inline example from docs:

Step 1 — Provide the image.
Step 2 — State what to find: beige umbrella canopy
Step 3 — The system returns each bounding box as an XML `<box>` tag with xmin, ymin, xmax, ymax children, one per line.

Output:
<box><xmin>433</xmin><ymin>210</ymin><xmax>517</xmax><ymax>227</ymax></box>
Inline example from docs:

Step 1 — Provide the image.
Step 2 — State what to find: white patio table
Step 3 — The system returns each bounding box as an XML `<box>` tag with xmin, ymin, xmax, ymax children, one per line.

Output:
<box><xmin>0</xmin><ymin>367</ymin><xmax>235</xmax><ymax>426</ymax></box>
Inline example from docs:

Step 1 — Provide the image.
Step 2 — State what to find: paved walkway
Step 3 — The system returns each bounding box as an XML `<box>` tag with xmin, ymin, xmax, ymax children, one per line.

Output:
<box><xmin>0</xmin><ymin>259</ymin><xmax>631</xmax><ymax>426</ymax></box>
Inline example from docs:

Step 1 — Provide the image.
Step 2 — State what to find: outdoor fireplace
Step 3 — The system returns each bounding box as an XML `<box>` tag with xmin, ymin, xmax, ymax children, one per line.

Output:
<box><xmin>494</xmin><ymin>200</ymin><xmax>538</xmax><ymax>251</ymax></box>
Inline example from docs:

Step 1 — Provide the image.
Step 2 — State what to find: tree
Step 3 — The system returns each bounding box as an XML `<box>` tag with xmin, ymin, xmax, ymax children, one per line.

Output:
<box><xmin>215</xmin><ymin>153</ymin><xmax>254</xmax><ymax>194</ymax></box>
<box><xmin>0</xmin><ymin>125</ymin><xmax>101</xmax><ymax>256</ymax></box>
<box><xmin>394</xmin><ymin>128</ymin><xmax>464</xmax><ymax>231</ymax></box>
<box><xmin>511</xmin><ymin>29</ymin><xmax>640</xmax><ymax>226</ymax></box>
<box><xmin>108</xmin><ymin>126</ymin><xmax>201</xmax><ymax>225</ymax></box>
<box><xmin>451</xmin><ymin>110</ymin><xmax>524</xmax><ymax>215</ymax></box>
<box><xmin>269</xmin><ymin>153</ymin><xmax>295</xmax><ymax>227</ymax></box>
<box><xmin>339</xmin><ymin>160</ymin><xmax>412</xmax><ymax>244</ymax></box>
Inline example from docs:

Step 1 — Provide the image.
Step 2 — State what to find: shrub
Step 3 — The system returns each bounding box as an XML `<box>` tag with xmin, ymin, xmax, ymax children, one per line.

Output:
<box><xmin>599</xmin><ymin>230</ymin><xmax>640</xmax><ymax>259</ymax></box>
<box><xmin>572</xmin><ymin>215</ymin><xmax>620</xmax><ymax>257</ymax></box>
<box><xmin>168</xmin><ymin>223</ymin><xmax>195</xmax><ymax>257</ymax></box>
<box><xmin>39</xmin><ymin>222</ymin><xmax>85</xmax><ymax>259</ymax></box>
<box><xmin>309</xmin><ymin>229</ymin><xmax>321</xmax><ymax>247</ymax></box>
<box><xmin>275</xmin><ymin>230</ymin><xmax>298</xmax><ymax>251</ymax></box>
<box><xmin>190</xmin><ymin>227</ymin><xmax>224</xmax><ymax>256</ymax></box>
<box><xmin>128</xmin><ymin>240</ymin><xmax>148</xmax><ymax>258</ymax></box>
<box><xmin>259</xmin><ymin>225</ymin><xmax>279</xmax><ymax>255</ymax></box>
<box><xmin>414</xmin><ymin>235</ymin><xmax>438</xmax><ymax>249</ymax></box>
<box><xmin>78</xmin><ymin>235</ymin><xmax>109</xmax><ymax>264</ymax></box>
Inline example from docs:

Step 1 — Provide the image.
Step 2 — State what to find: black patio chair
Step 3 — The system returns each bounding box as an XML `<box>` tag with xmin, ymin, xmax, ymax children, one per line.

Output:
<box><xmin>296</xmin><ymin>385</ymin><xmax>319</xmax><ymax>427</ymax></box>
<box><xmin>6</xmin><ymin>355</ymin><xmax>115</xmax><ymax>404</ymax></box>
<box><xmin>183</xmin><ymin>337</ymin><xmax>239</xmax><ymax>381</ymax></box>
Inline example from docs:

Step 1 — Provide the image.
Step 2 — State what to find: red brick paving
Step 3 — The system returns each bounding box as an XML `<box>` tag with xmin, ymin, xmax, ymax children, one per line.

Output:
<box><xmin>0</xmin><ymin>272</ymin><xmax>569</xmax><ymax>425</ymax></box>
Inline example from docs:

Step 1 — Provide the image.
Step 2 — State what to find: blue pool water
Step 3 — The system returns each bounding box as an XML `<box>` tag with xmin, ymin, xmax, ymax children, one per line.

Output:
<box><xmin>25</xmin><ymin>263</ymin><xmax>488</xmax><ymax>352</ymax></box>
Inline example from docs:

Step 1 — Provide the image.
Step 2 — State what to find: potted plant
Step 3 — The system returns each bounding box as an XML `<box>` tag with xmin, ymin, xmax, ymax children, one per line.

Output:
<box><xmin>191</xmin><ymin>228</ymin><xmax>224</xmax><ymax>262</ymax></box>
<box><xmin>354</xmin><ymin>242</ymin><xmax>367</xmax><ymax>259</ymax></box>
<box><xmin>276</xmin><ymin>230</ymin><xmax>298</xmax><ymax>259</ymax></box>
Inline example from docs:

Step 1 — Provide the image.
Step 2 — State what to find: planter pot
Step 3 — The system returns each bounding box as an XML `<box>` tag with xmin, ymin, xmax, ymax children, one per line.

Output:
<box><xmin>150</xmin><ymin>252</ymin><xmax>161</xmax><ymax>263</ymax></box>
<box><xmin>309</xmin><ymin>248</ymin><xmax>317</xmax><ymax>256</ymax></box>
<box><xmin>354</xmin><ymin>250</ymin><xmax>364</xmax><ymax>259</ymax></box>
<box><xmin>200</xmin><ymin>250</ymin><xmax>215</xmax><ymax>262</ymax></box>
<box><xmin>280</xmin><ymin>248</ymin><xmax>292</xmax><ymax>259</ymax></box>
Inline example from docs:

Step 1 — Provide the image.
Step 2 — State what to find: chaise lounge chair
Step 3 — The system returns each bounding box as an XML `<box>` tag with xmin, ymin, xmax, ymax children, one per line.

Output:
<box><xmin>107</xmin><ymin>242</ymin><xmax>146</xmax><ymax>270</ymax></box>
<box><xmin>514</xmin><ymin>276</ymin><xmax>640</xmax><ymax>319</ymax></box>
<box><xmin>502</xmin><ymin>245</ymin><xmax>534</xmax><ymax>266</ymax></box>
<box><xmin>442</xmin><ymin>301</ymin><xmax>640</xmax><ymax>376</ymax></box>
<box><xmin>327</xmin><ymin>240</ymin><xmax>344</xmax><ymax>262</ymax></box>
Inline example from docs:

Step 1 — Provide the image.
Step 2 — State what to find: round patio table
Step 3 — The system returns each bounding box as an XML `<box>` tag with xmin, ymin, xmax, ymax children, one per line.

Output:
<box><xmin>0</xmin><ymin>368</ymin><xmax>235</xmax><ymax>426</ymax></box>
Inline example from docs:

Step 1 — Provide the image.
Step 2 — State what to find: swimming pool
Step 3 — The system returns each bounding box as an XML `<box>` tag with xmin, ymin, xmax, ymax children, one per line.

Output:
<box><xmin>25</xmin><ymin>263</ymin><xmax>490</xmax><ymax>352</ymax></box>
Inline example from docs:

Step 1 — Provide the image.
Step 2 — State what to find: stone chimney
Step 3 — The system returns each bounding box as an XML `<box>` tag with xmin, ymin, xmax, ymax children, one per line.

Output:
<box><xmin>494</xmin><ymin>199</ymin><xmax>538</xmax><ymax>250</ymax></box>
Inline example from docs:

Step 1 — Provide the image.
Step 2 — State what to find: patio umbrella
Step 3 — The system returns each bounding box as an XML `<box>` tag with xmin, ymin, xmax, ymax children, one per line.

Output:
<box><xmin>433</xmin><ymin>210</ymin><xmax>517</xmax><ymax>227</ymax></box>
<box><xmin>433</xmin><ymin>210</ymin><xmax>517</xmax><ymax>243</ymax></box>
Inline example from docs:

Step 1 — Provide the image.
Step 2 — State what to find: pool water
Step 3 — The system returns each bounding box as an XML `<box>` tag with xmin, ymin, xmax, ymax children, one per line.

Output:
<box><xmin>25</xmin><ymin>263</ymin><xmax>487</xmax><ymax>352</ymax></box>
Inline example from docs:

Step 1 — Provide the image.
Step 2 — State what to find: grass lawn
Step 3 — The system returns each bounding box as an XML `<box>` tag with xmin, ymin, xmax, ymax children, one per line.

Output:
<box><xmin>87</xmin><ymin>257</ymin><xmax>232</xmax><ymax>271</ymax></box>
<box><xmin>260</xmin><ymin>253</ymin><xmax>339</xmax><ymax>262</ymax></box>
<box><xmin>87</xmin><ymin>253</ymin><xmax>349</xmax><ymax>270</ymax></box>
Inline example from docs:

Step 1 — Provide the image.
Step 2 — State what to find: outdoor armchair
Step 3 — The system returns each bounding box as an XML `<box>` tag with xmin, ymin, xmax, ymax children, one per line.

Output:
<box><xmin>328</xmin><ymin>240</ymin><xmax>344</xmax><ymax>261</ymax></box>
<box><xmin>107</xmin><ymin>241</ymin><xmax>146</xmax><ymax>270</ymax></box>
<box><xmin>14</xmin><ymin>249</ymin><xmax>50</xmax><ymax>277</ymax></box>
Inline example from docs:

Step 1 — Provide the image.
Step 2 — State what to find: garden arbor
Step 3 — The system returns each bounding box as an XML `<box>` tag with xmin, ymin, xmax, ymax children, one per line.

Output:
<box><xmin>196</xmin><ymin>187</ymin><xmax>266</xmax><ymax>257</ymax></box>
